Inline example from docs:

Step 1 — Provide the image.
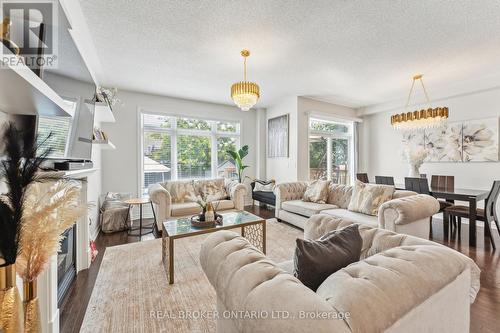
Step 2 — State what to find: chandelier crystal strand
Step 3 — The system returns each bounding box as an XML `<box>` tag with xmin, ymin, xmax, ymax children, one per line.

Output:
<box><xmin>391</xmin><ymin>74</ymin><xmax>449</xmax><ymax>131</ymax></box>
<box><xmin>231</xmin><ymin>49</ymin><xmax>260</xmax><ymax>111</ymax></box>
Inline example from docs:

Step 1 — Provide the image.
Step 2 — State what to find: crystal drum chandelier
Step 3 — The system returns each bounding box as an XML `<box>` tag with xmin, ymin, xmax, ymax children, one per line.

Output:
<box><xmin>391</xmin><ymin>74</ymin><xmax>449</xmax><ymax>131</ymax></box>
<box><xmin>231</xmin><ymin>49</ymin><xmax>260</xmax><ymax>111</ymax></box>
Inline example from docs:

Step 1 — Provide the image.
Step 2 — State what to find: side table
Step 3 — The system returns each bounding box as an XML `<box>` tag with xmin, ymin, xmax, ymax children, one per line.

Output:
<box><xmin>124</xmin><ymin>197</ymin><xmax>157</xmax><ymax>237</ymax></box>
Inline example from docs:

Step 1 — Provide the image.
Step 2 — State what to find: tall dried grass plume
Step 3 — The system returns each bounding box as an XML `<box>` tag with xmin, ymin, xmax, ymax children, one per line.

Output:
<box><xmin>16</xmin><ymin>180</ymin><xmax>88</xmax><ymax>282</ymax></box>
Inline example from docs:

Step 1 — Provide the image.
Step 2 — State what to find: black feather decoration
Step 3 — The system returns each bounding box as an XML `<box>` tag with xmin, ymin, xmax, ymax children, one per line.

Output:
<box><xmin>0</xmin><ymin>122</ymin><xmax>58</xmax><ymax>266</ymax></box>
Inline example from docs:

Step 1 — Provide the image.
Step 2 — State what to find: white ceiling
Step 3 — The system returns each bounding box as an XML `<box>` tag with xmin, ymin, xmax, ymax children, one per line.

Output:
<box><xmin>79</xmin><ymin>0</ymin><xmax>500</xmax><ymax>109</ymax></box>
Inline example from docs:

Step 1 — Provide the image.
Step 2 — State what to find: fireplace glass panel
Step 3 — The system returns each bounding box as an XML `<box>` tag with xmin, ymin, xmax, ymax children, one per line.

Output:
<box><xmin>57</xmin><ymin>225</ymin><xmax>76</xmax><ymax>304</ymax></box>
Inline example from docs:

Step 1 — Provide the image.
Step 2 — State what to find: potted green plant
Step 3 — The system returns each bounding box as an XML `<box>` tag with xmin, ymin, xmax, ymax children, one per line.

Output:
<box><xmin>227</xmin><ymin>145</ymin><xmax>249</xmax><ymax>183</ymax></box>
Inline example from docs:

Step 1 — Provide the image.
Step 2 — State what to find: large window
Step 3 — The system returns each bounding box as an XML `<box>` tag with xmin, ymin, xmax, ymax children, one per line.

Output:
<box><xmin>141</xmin><ymin>113</ymin><xmax>240</xmax><ymax>194</ymax></box>
<box><xmin>309</xmin><ymin>118</ymin><xmax>353</xmax><ymax>185</ymax></box>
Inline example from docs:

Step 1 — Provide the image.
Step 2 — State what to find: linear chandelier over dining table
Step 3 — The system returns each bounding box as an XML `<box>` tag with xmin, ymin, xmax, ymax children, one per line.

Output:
<box><xmin>391</xmin><ymin>74</ymin><xmax>449</xmax><ymax>131</ymax></box>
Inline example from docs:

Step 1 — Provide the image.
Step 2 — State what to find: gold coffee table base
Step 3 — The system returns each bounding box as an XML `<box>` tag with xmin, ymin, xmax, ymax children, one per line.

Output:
<box><xmin>162</xmin><ymin>211</ymin><xmax>266</xmax><ymax>284</ymax></box>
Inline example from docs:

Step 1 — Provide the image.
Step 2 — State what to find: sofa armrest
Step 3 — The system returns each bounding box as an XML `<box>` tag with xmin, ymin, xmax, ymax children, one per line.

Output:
<box><xmin>274</xmin><ymin>182</ymin><xmax>308</xmax><ymax>214</ymax></box>
<box><xmin>200</xmin><ymin>231</ymin><xmax>351</xmax><ymax>333</ymax></box>
<box><xmin>148</xmin><ymin>183</ymin><xmax>172</xmax><ymax>223</ymax></box>
<box><xmin>225</xmin><ymin>180</ymin><xmax>246</xmax><ymax>210</ymax></box>
<box><xmin>378</xmin><ymin>194</ymin><xmax>439</xmax><ymax>228</ymax></box>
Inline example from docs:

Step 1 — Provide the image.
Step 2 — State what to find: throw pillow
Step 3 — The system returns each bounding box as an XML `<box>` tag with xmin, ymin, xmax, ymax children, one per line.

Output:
<box><xmin>303</xmin><ymin>180</ymin><xmax>329</xmax><ymax>203</ymax></box>
<box><xmin>253</xmin><ymin>182</ymin><xmax>275</xmax><ymax>192</ymax></box>
<box><xmin>197</xmin><ymin>179</ymin><xmax>228</xmax><ymax>201</ymax></box>
<box><xmin>294</xmin><ymin>224</ymin><xmax>362</xmax><ymax>291</ymax></box>
<box><xmin>165</xmin><ymin>181</ymin><xmax>196</xmax><ymax>203</ymax></box>
<box><xmin>347</xmin><ymin>180</ymin><xmax>395</xmax><ymax>216</ymax></box>
<box><xmin>327</xmin><ymin>184</ymin><xmax>353</xmax><ymax>209</ymax></box>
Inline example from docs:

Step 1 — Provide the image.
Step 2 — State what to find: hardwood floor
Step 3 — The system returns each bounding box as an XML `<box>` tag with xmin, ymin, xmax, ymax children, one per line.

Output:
<box><xmin>58</xmin><ymin>221</ymin><xmax>156</xmax><ymax>333</ymax></box>
<box><xmin>59</xmin><ymin>206</ymin><xmax>500</xmax><ymax>333</ymax></box>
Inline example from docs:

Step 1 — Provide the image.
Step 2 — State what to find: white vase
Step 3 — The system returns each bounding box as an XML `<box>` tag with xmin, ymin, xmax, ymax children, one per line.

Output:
<box><xmin>408</xmin><ymin>164</ymin><xmax>420</xmax><ymax>178</ymax></box>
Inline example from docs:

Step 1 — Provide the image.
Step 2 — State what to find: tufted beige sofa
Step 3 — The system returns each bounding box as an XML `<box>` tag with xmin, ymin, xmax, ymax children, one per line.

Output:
<box><xmin>274</xmin><ymin>182</ymin><xmax>439</xmax><ymax>239</ymax></box>
<box><xmin>149</xmin><ymin>178</ymin><xmax>246</xmax><ymax>231</ymax></box>
<box><xmin>200</xmin><ymin>214</ymin><xmax>480</xmax><ymax>333</ymax></box>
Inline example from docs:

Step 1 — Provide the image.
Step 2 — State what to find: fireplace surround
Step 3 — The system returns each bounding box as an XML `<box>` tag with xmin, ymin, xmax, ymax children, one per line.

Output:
<box><xmin>35</xmin><ymin>168</ymin><xmax>97</xmax><ymax>332</ymax></box>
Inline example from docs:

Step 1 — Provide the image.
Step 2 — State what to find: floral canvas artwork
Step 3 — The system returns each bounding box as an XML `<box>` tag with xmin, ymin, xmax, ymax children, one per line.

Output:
<box><xmin>424</xmin><ymin>123</ymin><xmax>463</xmax><ymax>162</ymax></box>
<box><xmin>401</xmin><ymin>117</ymin><xmax>499</xmax><ymax>163</ymax></box>
<box><xmin>402</xmin><ymin>131</ymin><xmax>424</xmax><ymax>150</ymax></box>
<box><xmin>462</xmin><ymin>118</ymin><xmax>499</xmax><ymax>162</ymax></box>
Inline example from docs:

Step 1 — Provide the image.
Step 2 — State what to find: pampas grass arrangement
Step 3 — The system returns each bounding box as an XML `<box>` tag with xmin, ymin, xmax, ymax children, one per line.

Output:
<box><xmin>16</xmin><ymin>180</ymin><xmax>87</xmax><ymax>282</ymax></box>
<box><xmin>17</xmin><ymin>179</ymin><xmax>87</xmax><ymax>333</ymax></box>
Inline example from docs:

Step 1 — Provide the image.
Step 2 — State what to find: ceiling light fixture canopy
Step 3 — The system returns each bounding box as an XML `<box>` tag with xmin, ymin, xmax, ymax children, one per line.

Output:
<box><xmin>231</xmin><ymin>49</ymin><xmax>260</xmax><ymax>111</ymax></box>
<box><xmin>391</xmin><ymin>74</ymin><xmax>449</xmax><ymax>131</ymax></box>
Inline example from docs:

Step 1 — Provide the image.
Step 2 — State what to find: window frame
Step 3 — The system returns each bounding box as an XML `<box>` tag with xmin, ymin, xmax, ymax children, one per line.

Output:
<box><xmin>138</xmin><ymin>110</ymin><xmax>241</xmax><ymax>195</ymax></box>
<box><xmin>308</xmin><ymin>117</ymin><xmax>354</xmax><ymax>184</ymax></box>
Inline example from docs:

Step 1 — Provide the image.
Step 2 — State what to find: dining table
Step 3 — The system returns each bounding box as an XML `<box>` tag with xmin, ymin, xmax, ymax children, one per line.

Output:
<box><xmin>393</xmin><ymin>184</ymin><xmax>490</xmax><ymax>247</ymax></box>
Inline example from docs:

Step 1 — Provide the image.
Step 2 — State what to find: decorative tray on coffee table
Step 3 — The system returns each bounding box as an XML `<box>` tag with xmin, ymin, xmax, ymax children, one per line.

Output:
<box><xmin>190</xmin><ymin>213</ymin><xmax>223</xmax><ymax>228</ymax></box>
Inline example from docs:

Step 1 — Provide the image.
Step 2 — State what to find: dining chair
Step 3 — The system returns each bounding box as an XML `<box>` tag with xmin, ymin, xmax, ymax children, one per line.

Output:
<box><xmin>404</xmin><ymin>177</ymin><xmax>455</xmax><ymax>236</ymax></box>
<box><xmin>356</xmin><ymin>173</ymin><xmax>369</xmax><ymax>183</ymax></box>
<box><xmin>431</xmin><ymin>175</ymin><xmax>454</xmax><ymax>190</ymax></box>
<box><xmin>405</xmin><ymin>177</ymin><xmax>432</xmax><ymax>233</ymax></box>
<box><xmin>420</xmin><ymin>174</ymin><xmax>427</xmax><ymax>179</ymax></box>
<box><xmin>444</xmin><ymin>180</ymin><xmax>500</xmax><ymax>249</ymax></box>
<box><xmin>405</xmin><ymin>177</ymin><xmax>430</xmax><ymax>194</ymax></box>
<box><xmin>430</xmin><ymin>175</ymin><xmax>456</xmax><ymax>228</ymax></box>
<box><xmin>375</xmin><ymin>176</ymin><xmax>395</xmax><ymax>186</ymax></box>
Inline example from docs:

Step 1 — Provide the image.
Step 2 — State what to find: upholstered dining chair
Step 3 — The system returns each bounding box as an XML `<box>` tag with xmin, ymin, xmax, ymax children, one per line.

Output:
<box><xmin>375</xmin><ymin>176</ymin><xmax>395</xmax><ymax>185</ymax></box>
<box><xmin>444</xmin><ymin>181</ymin><xmax>500</xmax><ymax>249</ymax></box>
<box><xmin>356</xmin><ymin>173</ymin><xmax>369</xmax><ymax>183</ymax></box>
<box><xmin>405</xmin><ymin>177</ymin><xmax>454</xmax><ymax>236</ymax></box>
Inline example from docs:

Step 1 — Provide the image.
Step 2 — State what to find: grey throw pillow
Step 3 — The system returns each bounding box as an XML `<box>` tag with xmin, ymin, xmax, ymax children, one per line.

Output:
<box><xmin>293</xmin><ymin>224</ymin><xmax>362</xmax><ymax>291</ymax></box>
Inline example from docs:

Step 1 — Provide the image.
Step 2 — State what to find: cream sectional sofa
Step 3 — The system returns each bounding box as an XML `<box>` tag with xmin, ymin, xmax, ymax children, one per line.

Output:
<box><xmin>275</xmin><ymin>181</ymin><xmax>439</xmax><ymax>239</ymax></box>
<box><xmin>200</xmin><ymin>214</ymin><xmax>481</xmax><ymax>333</ymax></box>
<box><xmin>149</xmin><ymin>178</ymin><xmax>246</xmax><ymax>231</ymax></box>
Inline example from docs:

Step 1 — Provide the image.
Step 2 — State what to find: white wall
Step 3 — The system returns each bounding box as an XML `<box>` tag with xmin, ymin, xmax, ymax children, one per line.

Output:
<box><xmin>255</xmin><ymin>108</ymin><xmax>267</xmax><ymax>179</ymax></box>
<box><xmin>101</xmin><ymin>90</ymin><xmax>258</xmax><ymax>200</ymax></box>
<box><xmin>359</xmin><ymin>88</ymin><xmax>500</xmax><ymax>208</ymax></box>
<box><xmin>266</xmin><ymin>96</ymin><xmax>298</xmax><ymax>183</ymax></box>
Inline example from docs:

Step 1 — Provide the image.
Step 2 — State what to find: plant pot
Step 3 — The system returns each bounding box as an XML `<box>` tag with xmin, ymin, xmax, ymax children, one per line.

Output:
<box><xmin>23</xmin><ymin>280</ymin><xmax>40</xmax><ymax>333</ymax></box>
<box><xmin>0</xmin><ymin>264</ymin><xmax>24</xmax><ymax>333</ymax></box>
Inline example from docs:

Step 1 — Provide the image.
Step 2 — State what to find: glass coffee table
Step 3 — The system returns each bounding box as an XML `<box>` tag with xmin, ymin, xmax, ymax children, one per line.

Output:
<box><xmin>162</xmin><ymin>211</ymin><xmax>266</xmax><ymax>284</ymax></box>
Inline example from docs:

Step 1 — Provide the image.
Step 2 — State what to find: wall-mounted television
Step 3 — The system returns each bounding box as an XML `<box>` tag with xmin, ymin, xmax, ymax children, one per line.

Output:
<box><xmin>36</xmin><ymin>99</ymin><xmax>95</xmax><ymax>160</ymax></box>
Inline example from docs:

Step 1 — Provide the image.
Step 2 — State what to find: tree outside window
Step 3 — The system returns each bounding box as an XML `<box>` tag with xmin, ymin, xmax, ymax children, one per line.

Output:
<box><xmin>309</xmin><ymin>118</ymin><xmax>352</xmax><ymax>185</ymax></box>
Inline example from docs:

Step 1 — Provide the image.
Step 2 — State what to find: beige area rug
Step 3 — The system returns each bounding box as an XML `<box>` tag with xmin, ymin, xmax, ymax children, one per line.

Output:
<box><xmin>81</xmin><ymin>219</ymin><xmax>302</xmax><ymax>333</ymax></box>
